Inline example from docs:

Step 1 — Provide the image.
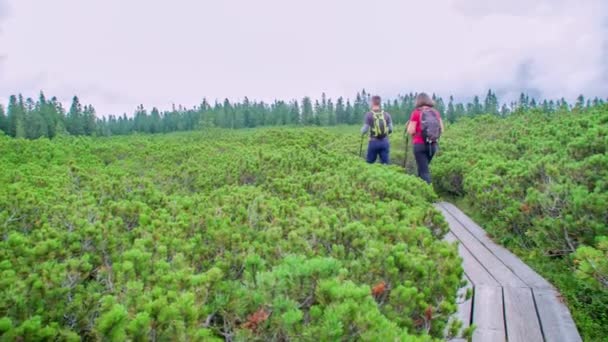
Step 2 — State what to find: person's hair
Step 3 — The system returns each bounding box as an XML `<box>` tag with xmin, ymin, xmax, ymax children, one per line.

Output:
<box><xmin>371</xmin><ymin>95</ymin><xmax>381</xmax><ymax>106</ymax></box>
<box><xmin>415</xmin><ymin>93</ymin><xmax>434</xmax><ymax>108</ymax></box>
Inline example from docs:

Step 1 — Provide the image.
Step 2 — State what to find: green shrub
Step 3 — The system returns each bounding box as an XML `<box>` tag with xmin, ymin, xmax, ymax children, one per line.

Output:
<box><xmin>434</xmin><ymin>106</ymin><xmax>608</xmax><ymax>340</ymax></box>
<box><xmin>0</xmin><ymin>128</ymin><xmax>461</xmax><ymax>340</ymax></box>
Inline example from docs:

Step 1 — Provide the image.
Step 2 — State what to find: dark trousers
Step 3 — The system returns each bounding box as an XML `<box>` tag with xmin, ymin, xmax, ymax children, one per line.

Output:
<box><xmin>366</xmin><ymin>138</ymin><xmax>390</xmax><ymax>164</ymax></box>
<box><xmin>414</xmin><ymin>143</ymin><xmax>438</xmax><ymax>184</ymax></box>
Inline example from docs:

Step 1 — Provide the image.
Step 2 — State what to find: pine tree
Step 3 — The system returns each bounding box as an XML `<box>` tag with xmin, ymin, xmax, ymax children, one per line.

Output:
<box><xmin>500</xmin><ymin>104</ymin><xmax>510</xmax><ymax>116</ymax></box>
<box><xmin>434</xmin><ymin>94</ymin><xmax>446</xmax><ymax>117</ymax></box>
<box><xmin>0</xmin><ymin>104</ymin><xmax>7</xmax><ymax>134</ymax></box>
<box><xmin>313</xmin><ymin>100</ymin><xmax>323</xmax><ymax>126</ymax></box>
<box><xmin>7</xmin><ymin>95</ymin><xmax>26</xmax><ymax>138</ymax></box>
<box><xmin>472</xmin><ymin>95</ymin><xmax>483</xmax><ymax>115</ymax></box>
<box><xmin>484</xmin><ymin>89</ymin><xmax>499</xmax><ymax>115</ymax></box>
<box><xmin>327</xmin><ymin>99</ymin><xmax>336</xmax><ymax>125</ymax></box>
<box><xmin>67</xmin><ymin>96</ymin><xmax>85</xmax><ymax>135</ymax></box>
<box><xmin>335</xmin><ymin>97</ymin><xmax>346</xmax><ymax>124</ymax></box>
<box><xmin>301</xmin><ymin>97</ymin><xmax>314</xmax><ymax>125</ymax></box>
<box><xmin>531</xmin><ymin>98</ymin><xmax>539</xmax><ymax>108</ymax></box>
<box><xmin>518</xmin><ymin>93</ymin><xmax>529</xmax><ymax>111</ymax></box>
<box><xmin>345</xmin><ymin>100</ymin><xmax>354</xmax><ymax>124</ymax></box>
<box><xmin>150</xmin><ymin>107</ymin><xmax>162</xmax><ymax>133</ymax></box>
<box><xmin>353</xmin><ymin>93</ymin><xmax>365</xmax><ymax>125</ymax></box>
<box><xmin>575</xmin><ymin>95</ymin><xmax>585</xmax><ymax>109</ymax></box>
<box><xmin>559</xmin><ymin>98</ymin><xmax>570</xmax><ymax>111</ymax></box>
<box><xmin>242</xmin><ymin>97</ymin><xmax>253</xmax><ymax>128</ymax></box>
<box><xmin>289</xmin><ymin>100</ymin><xmax>300</xmax><ymax>125</ymax></box>
<box><xmin>446</xmin><ymin>96</ymin><xmax>456</xmax><ymax>123</ymax></box>
<box><xmin>25</xmin><ymin>96</ymin><xmax>47</xmax><ymax>139</ymax></box>
<box><xmin>38</xmin><ymin>92</ymin><xmax>56</xmax><ymax>138</ymax></box>
<box><xmin>134</xmin><ymin>104</ymin><xmax>149</xmax><ymax>132</ymax></box>
<box><xmin>83</xmin><ymin>105</ymin><xmax>97</xmax><ymax>135</ymax></box>
<box><xmin>455</xmin><ymin>103</ymin><xmax>466</xmax><ymax>119</ymax></box>
<box><xmin>222</xmin><ymin>99</ymin><xmax>233</xmax><ymax>129</ymax></box>
<box><xmin>548</xmin><ymin>100</ymin><xmax>556</xmax><ymax>113</ymax></box>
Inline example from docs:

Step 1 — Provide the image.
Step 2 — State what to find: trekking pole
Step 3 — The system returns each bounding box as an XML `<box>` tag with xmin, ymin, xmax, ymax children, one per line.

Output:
<box><xmin>359</xmin><ymin>134</ymin><xmax>364</xmax><ymax>158</ymax></box>
<box><xmin>403</xmin><ymin>121</ymin><xmax>410</xmax><ymax>170</ymax></box>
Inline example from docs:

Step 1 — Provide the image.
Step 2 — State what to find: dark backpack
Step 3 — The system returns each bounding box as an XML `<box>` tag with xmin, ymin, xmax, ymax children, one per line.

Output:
<box><xmin>420</xmin><ymin>108</ymin><xmax>441</xmax><ymax>143</ymax></box>
<box><xmin>371</xmin><ymin>111</ymin><xmax>389</xmax><ymax>139</ymax></box>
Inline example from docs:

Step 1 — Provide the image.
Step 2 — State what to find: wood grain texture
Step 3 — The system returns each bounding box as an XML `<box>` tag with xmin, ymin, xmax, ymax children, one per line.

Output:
<box><xmin>436</xmin><ymin>202</ymin><xmax>582</xmax><ymax>342</ymax></box>
<box><xmin>534</xmin><ymin>289</ymin><xmax>582</xmax><ymax>342</ymax></box>
<box><xmin>472</xmin><ymin>286</ymin><xmax>506</xmax><ymax>342</ymax></box>
<box><xmin>439</xmin><ymin>202</ymin><xmax>553</xmax><ymax>289</ymax></box>
<box><xmin>503</xmin><ymin>287</ymin><xmax>543</xmax><ymax>342</ymax></box>
<box><xmin>437</xmin><ymin>204</ymin><xmax>526</xmax><ymax>287</ymax></box>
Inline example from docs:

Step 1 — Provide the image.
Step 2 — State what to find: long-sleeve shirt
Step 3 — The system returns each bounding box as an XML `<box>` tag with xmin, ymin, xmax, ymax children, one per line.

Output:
<box><xmin>361</xmin><ymin>111</ymin><xmax>393</xmax><ymax>137</ymax></box>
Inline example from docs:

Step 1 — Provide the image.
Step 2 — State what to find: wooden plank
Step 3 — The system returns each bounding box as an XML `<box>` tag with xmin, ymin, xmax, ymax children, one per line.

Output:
<box><xmin>534</xmin><ymin>289</ymin><xmax>582</xmax><ymax>342</ymax></box>
<box><xmin>503</xmin><ymin>287</ymin><xmax>544</xmax><ymax>342</ymax></box>
<box><xmin>444</xmin><ymin>231</ymin><xmax>499</xmax><ymax>286</ymax></box>
<box><xmin>437</xmin><ymin>202</ymin><xmax>581</xmax><ymax>342</ymax></box>
<box><xmin>445</xmin><ymin>272</ymin><xmax>473</xmax><ymax>341</ymax></box>
<box><xmin>456</xmin><ymin>275</ymin><xmax>473</xmax><ymax>329</ymax></box>
<box><xmin>439</xmin><ymin>202</ymin><xmax>553</xmax><ymax>289</ymax></box>
<box><xmin>472</xmin><ymin>286</ymin><xmax>506</xmax><ymax>342</ymax></box>
<box><xmin>437</xmin><ymin>205</ymin><xmax>526</xmax><ymax>287</ymax></box>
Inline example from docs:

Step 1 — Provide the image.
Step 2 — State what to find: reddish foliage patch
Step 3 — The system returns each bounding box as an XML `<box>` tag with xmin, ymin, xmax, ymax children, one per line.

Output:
<box><xmin>242</xmin><ymin>307</ymin><xmax>270</xmax><ymax>331</ymax></box>
<box><xmin>372</xmin><ymin>281</ymin><xmax>386</xmax><ymax>297</ymax></box>
<box><xmin>425</xmin><ymin>306</ymin><xmax>433</xmax><ymax>321</ymax></box>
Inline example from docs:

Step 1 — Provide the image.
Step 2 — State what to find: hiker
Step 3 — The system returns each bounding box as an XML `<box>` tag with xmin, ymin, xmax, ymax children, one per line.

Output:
<box><xmin>361</xmin><ymin>95</ymin><xmax>393</xmax><ymax>164</ymax></box>
<box><xmin>407</xmin><ymin>93</ymin><xmax>444</xmax><ymax>184</ymax></box>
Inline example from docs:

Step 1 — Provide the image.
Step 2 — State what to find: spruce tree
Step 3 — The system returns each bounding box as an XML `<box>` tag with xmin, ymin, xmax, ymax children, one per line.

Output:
<box><xmin>345</xmin><ymin>100</ymin><xmax>354</xmax><ymax>124</ymax></box>
<box><xmin>134</xmin><ymin>104</ymin><xmax>149</xmax><ymax>132</ymax></box>
<box><xmin>313</xmin><ymin>99</ymin><xmax>323</xmax><ymax>126</ymax></box>
<box><xmin>484</xmin><ymin>89</ymin><xmax>499</xmax><ymax>115</ymax></box>
<box><xmin>446</xmin><ymin>96</ymin><xmax>456</xmax><ymax>123</ymax></box>
<box><xmin>7</xmin><ymin>95</ymin><xmax>26</xmax><ymax>138</ymax></box>
<box><xmin>353</xmin><ymin>93</ymin><xmax>365</xmax><ymax>124</ymax></box>
<box><xmin>83</xmin><ymin>105</ymin><xmax>97</xmax><ymax>135</ymax></box>
<box><xmin>500</xmin><ymin>104</ymin><xmax>510</xmax><ymax>116</ymax></box>
<box><xmin>472</xmin><ymin>95</ymin><xmax>483</xmax><ymax>115</ymax></box>
<box><xmin>518</xmin><ymin>93</ymin><xmax>529</xmax><ymax>111</ymax></box>
<box><xmin>301</xmin><ymin>97</ymin><xmax>314</xmax><ymax>125</ymax></box>
<box><xmin>434</xmin><ymin>94</ymin><xmax>446</xmax><ymax>117</ymax></box>
<box><xmin>67</xmin><ymin>96</ymin><xmax>85</xmax><ymax>135</ymax></box>
<box><xmin>455</xmin><ymin>103</ymin><xmax>465</xmax><ymax>119</ymax></box>
<box><xmin>575</xmin><ymin>95</ymin><xmax>585</xmax><ymax>109</ymax></box>
<box><xmin>529</xmin><ymin>98</ymin><xmax>537</xmax><ymax>109</ymax></box>
<box><xmin>150</xmin><ymin>107</ymin><xmax>162</xmax><ymax>133</ymax></box>
<box><xmin>25</xmin><ymin>96</ymin><xmax>47</xmax><ymax>139</ymax></box>
<box><xmin>289</xmin><ymin>100</ymin><xmax>300</xmax><ymax>125</ymax></box>
<box><xmin>0</xmin><ymin>104</ymin><xmax>7</xmax><ymax>134</ymax></box>
<box><xmin>39</xmin><ymin>92</ymin><xmax>57</xmax><ymax>138</ymax></box>
<box><xmin>327</xmin><ymin>99</ymin><xmax>336</xmax><ymax>126</ymax></box>
<box><xmin>335</xmin><ymin>97</ymin><xmax>345</xmax><ymax>124</ymax></box>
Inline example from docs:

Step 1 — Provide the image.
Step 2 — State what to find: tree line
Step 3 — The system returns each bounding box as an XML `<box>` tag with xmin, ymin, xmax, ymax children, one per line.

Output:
<box><xmin>0</xmin><ymin>90</ymin><xmax>605</xmax><ymax>139</ymax></box>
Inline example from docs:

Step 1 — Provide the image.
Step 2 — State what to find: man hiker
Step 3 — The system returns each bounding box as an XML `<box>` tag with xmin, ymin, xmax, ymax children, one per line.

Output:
<box><xmin>361</xmin><ymin>95</ymin><xmax>393</xmax><ymax>164</ymax></box>
<box><xmin>406</xmin><ymin>92</ymin><xmax>444</xmax><ymax>184</ymax></box>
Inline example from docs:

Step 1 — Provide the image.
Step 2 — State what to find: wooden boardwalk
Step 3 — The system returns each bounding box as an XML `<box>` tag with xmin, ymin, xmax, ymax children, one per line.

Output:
<box><xmin>435</xmin><ymin>202</ymin><xmax>582</xmax><ymax>342</ymax></box>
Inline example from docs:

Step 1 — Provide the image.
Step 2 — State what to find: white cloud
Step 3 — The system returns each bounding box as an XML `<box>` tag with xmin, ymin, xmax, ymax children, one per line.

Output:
<box><xmin>0</xmin><ymin>0</ymin><xmax>606</xmax><ymax>116</ymax></box>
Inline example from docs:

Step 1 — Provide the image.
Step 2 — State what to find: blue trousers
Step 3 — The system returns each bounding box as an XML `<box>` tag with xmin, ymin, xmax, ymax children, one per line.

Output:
<box><xmin>366</xmin><ymin>138</ymin><xmax>390</xmax><ymax>164</ymax></box>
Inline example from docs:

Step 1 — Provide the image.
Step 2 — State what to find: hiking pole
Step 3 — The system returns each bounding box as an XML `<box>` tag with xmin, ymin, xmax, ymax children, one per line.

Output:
<box><xmin>403</xmin><ymin>121</ymin><xmax>410</xmax><ymax>170</ymax></box>
<box><xmin>359</xmin><ymin>134</ymin><xmax>364</xmax><ymax>158</ymax></box>
<box><xmin>404</xmin><ymin>134</ymin><xmax>410</xmax><ymax>169</ymax></box>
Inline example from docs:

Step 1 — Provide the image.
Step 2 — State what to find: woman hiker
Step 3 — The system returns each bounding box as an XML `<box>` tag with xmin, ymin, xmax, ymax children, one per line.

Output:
<box><xmin>407</xmin><ymin>93</ymin><xmax>444</xmax><ymax>184</ymax></box>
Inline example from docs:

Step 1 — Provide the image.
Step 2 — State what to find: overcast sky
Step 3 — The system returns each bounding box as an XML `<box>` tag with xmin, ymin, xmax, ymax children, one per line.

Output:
<box><xmin>0</xmin><ymin>0</ymin><xmax>606</xmax><ymax>116</ymax></box>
